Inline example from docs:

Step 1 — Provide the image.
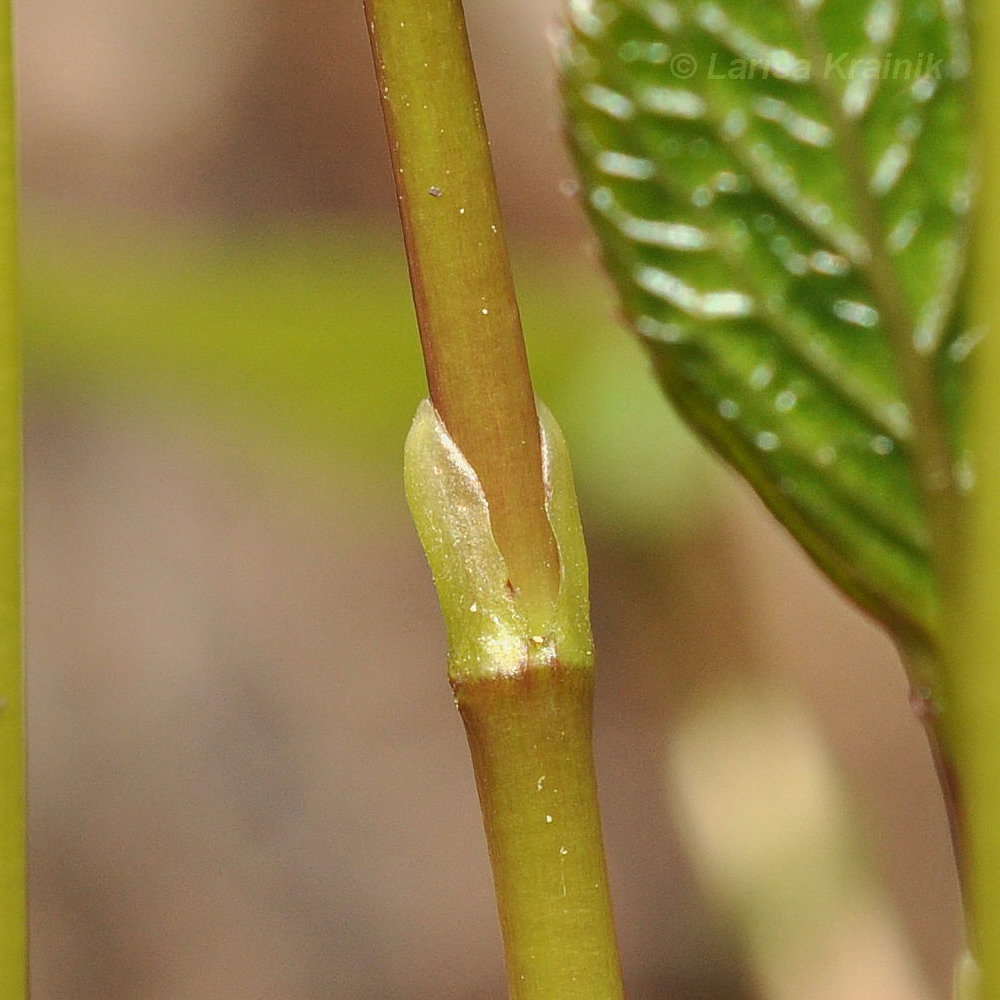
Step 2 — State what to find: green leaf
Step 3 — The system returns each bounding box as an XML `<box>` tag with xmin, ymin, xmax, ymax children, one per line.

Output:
<box><xmin>560</xmin><ymin>0</ymin><xmax>972</xmax><ymax>662</ymax></box>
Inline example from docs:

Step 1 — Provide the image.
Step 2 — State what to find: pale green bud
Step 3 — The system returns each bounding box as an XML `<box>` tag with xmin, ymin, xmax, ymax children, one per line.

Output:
<box><xmin>404</xmin><ymin>398</ymin><xmax>594</xmax><ymax>684</ymax></box>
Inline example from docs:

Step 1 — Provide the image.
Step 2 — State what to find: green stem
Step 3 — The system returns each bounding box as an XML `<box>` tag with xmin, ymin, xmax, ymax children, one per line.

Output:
<box><xmin>0</xmin><ymin>3</ymin><xmax>24</xmax><ymax>995</ymax></box>
<box><xmin>367</xmin><ymin>0</ymin><xmax>625</xmax><ymax>995</ymax></box>
<box><xmin>404</xmin><ymin>398</ymin><xmax>625</xmax><ymax>1000</ymax></box>
<box><xmin>950</xmin><ymin>5</ymin><xmax>1000</xmax><ymax>996</ymax></box>
<box><xmin>456</xmin><ymin>666</ymin><xmax>623</xmax><ymax>1000</ymax></box>
<box><xmin>364</xmin><ymin>0</ymin><xmax>560</xmax><ymax>621</ymax></box>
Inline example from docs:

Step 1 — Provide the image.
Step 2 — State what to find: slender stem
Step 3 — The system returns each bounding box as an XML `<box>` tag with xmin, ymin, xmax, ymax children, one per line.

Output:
<box><xmin>404</xmin><ymin>395</ymin><xmax>625</xmax><ymax>1000</ymax></box>
<box><xmin>456</xmin><ymin>665</ymin><xmax>624</xmax><ymax>1000</ymax></box>
<box><xmin>0</xmin><ymin>3</ymin><xmax>24</xmax><ymax>995</ymax></box>
<box><xmin>917</xmin><ymin>701</ymin><xmax>966</xmax><ymax>902</ymax></box>
<box><xmin>364</xmin><ymin>0</ymin><xmax>560</xmax><ymax>618</ymax></box>
<box><xmin>369</xmin><ymin>2</ymin><xmax>625</xmax><ymax>996</ymax></box>
<box><xmin>950</xmin><ymin>4</ymin><xmax>1000</xmax><ymax>994</ymax></box>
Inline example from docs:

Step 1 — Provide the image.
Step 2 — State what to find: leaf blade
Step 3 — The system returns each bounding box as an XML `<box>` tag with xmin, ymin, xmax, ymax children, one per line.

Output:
<box><xmin>560</xmin><ymin>0</ymin><xmax>972</xmax><ymax>658</ymax></box>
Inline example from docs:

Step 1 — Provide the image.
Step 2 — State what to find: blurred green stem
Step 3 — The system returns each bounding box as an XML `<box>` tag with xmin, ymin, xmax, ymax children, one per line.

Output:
<box><xmin>951</xmin><ymin>5</ymin><xmax>1000</xmax><ymax>997</ymax></box>
<box><xmin>0</xmin><ymin>3</ymin><xmax>24</xmax><ymax>995</ymax></box>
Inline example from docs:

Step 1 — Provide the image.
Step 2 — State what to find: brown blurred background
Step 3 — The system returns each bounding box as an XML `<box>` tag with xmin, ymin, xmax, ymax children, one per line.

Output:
<box><xmin>16</xmin><ymin>1</ymin><xmax>964</xmax><ymax>998</ymax></box>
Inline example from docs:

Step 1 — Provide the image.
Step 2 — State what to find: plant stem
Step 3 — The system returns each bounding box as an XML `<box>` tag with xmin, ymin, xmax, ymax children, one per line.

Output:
<box><xmin>367</xmin><ymin>1</ymin><xmax>625</xmax><ymax>996</ymax></box>
<box><xmin>457</xmin><ymin>665</ymin><xmax>623</xmax><ymax>1000</ymax></box>
<box><xmin>404</xmin><ymin>400</ymin><xmax>624</xmax><ymax>1000</ymax></box>
<box><xmin>950</xmin><ymin>5</ymin><xmax>1000</xmax><ymax>995</ymax></box>
<box><xmin>364</xmin><ymin>0</ymin><xmax>560</xmax><ymax>621</ymax></box>
<box><xmin>0</xmin><ymin>3</ymin><xmax>24</xmax><ymax>995</ymax></box>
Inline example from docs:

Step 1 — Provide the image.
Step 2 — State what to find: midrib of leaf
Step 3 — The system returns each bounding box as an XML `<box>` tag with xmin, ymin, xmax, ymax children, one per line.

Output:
<box><xmin>782</xmin><ymin>0</ymin><xmax>961</xmax><ymax>631</ymax></box>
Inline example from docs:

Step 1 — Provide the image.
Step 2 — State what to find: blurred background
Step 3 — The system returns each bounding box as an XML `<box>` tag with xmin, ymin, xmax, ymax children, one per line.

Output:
<box><xmin>16</xmin><ymin>1</ymin><xmax>964</xmax><ymax>998</ymax></box>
